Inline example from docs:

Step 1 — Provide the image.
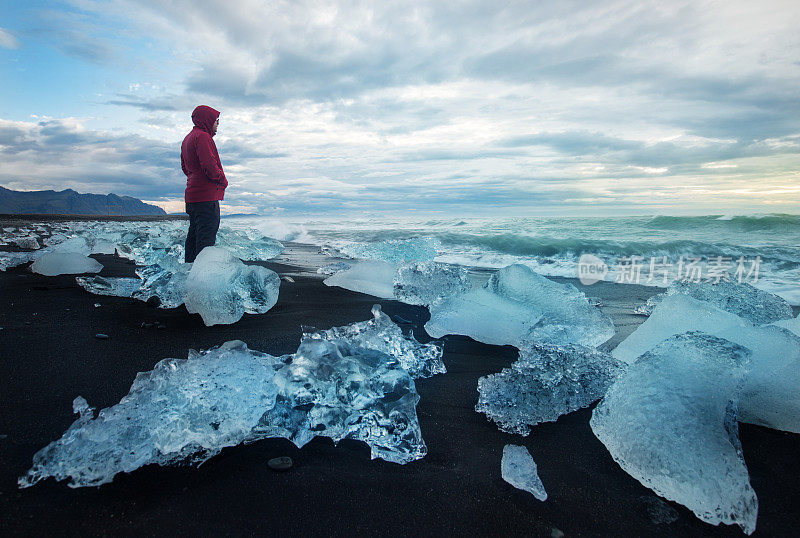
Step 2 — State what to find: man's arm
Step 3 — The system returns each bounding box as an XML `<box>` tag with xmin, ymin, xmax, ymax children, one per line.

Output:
<box><xmin>195</xmin><ymin>134</ymin><xmax>227</xmax><ymax>185</ymax></box>
<box><xmin>181</xmin><ymin>153</ymin><xmax>189</xmax><ymax>177</ymax></box>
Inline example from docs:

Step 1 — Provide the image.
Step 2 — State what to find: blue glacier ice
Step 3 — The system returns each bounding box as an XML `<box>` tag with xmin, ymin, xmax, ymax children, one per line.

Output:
<box><xmin>323</xmin><ymin>260</ymin><xmax>398</xmax><ymax>299</ymax></box>
<box><xmin>14</xmin><ymin>235</ymin><xmax>41</xmax><ymax>249</ymax></box>
<box><xmin>310</xmin><ymin>304</ymin><xmax>445</xmax><ymax>378</ymax></box>
<box><xmin>614</xmin><ymin>293</ymin><xmax>800</xmax><ymax>434</ymax></box>
<box><xmin>771</xmin><ymin>314</ymin><xmax>800</xmax><ymax>337</ymax></box>
<box><xmin>317</xmin><ymin>261</ymin><xmax>351</xmax><ymax>276</ymax></box>
<box><xmin>393</xmin><ymin>261</ymin><xmax>471</xmax><ymax>306</ymax></box>
<box><xmin>501</xmin><ymin>444</ymin><xmax>547</xmax><ymax>501</ymax></box>
<box><xmin>476</xmin><ymin>343</ymin><xmax>624</xmax><ymax>435</ymax></box>
<box><xmin>76</xmin><ymin>276</ymin><xmax>143</xmax><ymax>298</ymax></box>
<box><xmin>426</xmin><ymin>264</ymin><xmax>614</xmax><ymax>347</ymax></box>
<box><xmin>0</xmin><ymin>251</ymin><xmax>37</xmax><ymax>271</ymax></box>
<box><xmin>30</xmin><ymin>252</ymin><xmax>103</xmax><ymax>276</ymax></box>
<box><xmin>20</xmin><ymin>311</ymin><xmax>436</xmax><ymax>488</ymax></box>
<box><xmin>634</xmin><ymin>279</ymin><xmax>794</xmax><ymax>324</ymax></box>
<box><xmin>184</xmin><ymin>247</ymin><xmax>281</xmax><ymax>326</ymax></box>
<box><xmin>591</xmin><ymin>332</ymin><xmax>757</xmax><ymax>535</ymax></box>
<box><xmin>215</xmin><ymin>228</ymin><xmax>284</xmax><ymax>261</ymax></box>
<box><xmin>133</xmin><ymin>259</ymin><xmax>190</xmax><ymax>309</ymax></box>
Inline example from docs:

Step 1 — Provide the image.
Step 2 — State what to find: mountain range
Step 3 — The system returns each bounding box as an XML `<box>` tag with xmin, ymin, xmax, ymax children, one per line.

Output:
<box><xmin>0</xmin><ymin>187</ymin><xmax>166</xmax><ymax>216</ymax></box>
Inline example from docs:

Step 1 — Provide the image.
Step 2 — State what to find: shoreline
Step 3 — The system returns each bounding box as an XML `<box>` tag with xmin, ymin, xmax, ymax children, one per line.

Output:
<box><xmin>1</xmin><ymin>223</ymin><xmax>798</xmax><ymax>536</ymax></box>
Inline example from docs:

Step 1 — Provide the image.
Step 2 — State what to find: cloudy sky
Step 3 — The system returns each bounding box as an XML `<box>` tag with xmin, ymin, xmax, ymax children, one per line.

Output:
<box><xmin>1</xmin><ymin>0</ymin><xmax>799</xmax><ymax>216</ymax></box>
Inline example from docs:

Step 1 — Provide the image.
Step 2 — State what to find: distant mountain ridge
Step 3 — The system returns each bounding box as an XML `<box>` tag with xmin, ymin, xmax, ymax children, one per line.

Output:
<box><xmin>0</xmin><ymin>187</ymin><xmax>166</xmax><ymax>216</ymax></box>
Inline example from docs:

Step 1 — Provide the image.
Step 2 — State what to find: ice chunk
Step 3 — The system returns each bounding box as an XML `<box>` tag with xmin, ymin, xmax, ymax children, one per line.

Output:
<box><xmin>309</xmin><ymin>304</ymin><xmax>445</xmax><ymax>378</ymax></box>
<box><xmin>184</xmin><ymin>247</ymin><xmax>280</xmax><ymax>326</ymax></box>
<box><xmin>591</xmin><ymin>332</ymin><xmax>757</xmax><ymax>534</ymax></box>
<box><xmin>215</xmin><ymin>228</ymin><xmax>284</xmax><ymax>261</ymax></box>
<box><xmin>501</xmin><ymin>445</ymin><xmax>547</xmax><ymax>501</ymax></box>
<box><xmin>76</xmin><ymin>276</ymin><xmax>142</xmax><ymax>298</ymax></box>
<box><xmin>90</xmin><ymin>240</ymin><xmax>117</xmax><ymax>255</ymax></box>
<box><xmin>393</xmin><ymin>261</ymin><xmax>471</xmax><ymax>306</ymax></box>
<box><xmin>323</xmin><ymin>260</ymin><xmax>398</xmax><ymax>299</ymax></box>
<box><xmin>47</xmin><ymin>237</ymin><xmax>91</xmax><ymax>255</ymax></box>
<box><xmin>133</xmin><ymin>261</ymin><xmax>190</xmax><ymax>309</ymax></box>
<box><xmin>635</xmin><ymin>279</ymin><xmax>793</xmax><ymax>324</ymax></box>
<box><xmin>426</xmin><ymin>264</ymin><xmax>614</xmax><ymax>347</ymax></box>
<box><xmin>476</xmin><ymin>343</ymin><xmax>624</xmax><ymax>435</ymax></box>
<box><xmin>21</xmin><ymin>314</ymin><xmax>431</xmax><ymax>487</ymax></box>
<box><xmin>317</xmin><ymin>262</ymin><xmax>351</xmax><ymax>275</ymax></box>
<box><xmin>0</xmin><ymin>251</ymin><xmax>36</xmax><ymax>271</ymax></box>
<box><xmin>30</xmin><ymin>253</ymin><xmax>103</xmax><ymax>276</ymax></box>
<box><xmin>14</xmin><ymin>236</ymin><xmax>41</xmax><ymax>249</ymax></box>
<box><xmin>340</xmin><ymin>236</ymin><xmax>440</xmax><ymax>263</ymax></box>
<box><xmin>771</xmin><ymin>314</ymin><xmax>800</xmax><ymax>337</ymax></box>
<box><xmin>614</xmin><ymin>293</ymin><xmax>800</xmax><ymax>433</ymax></box>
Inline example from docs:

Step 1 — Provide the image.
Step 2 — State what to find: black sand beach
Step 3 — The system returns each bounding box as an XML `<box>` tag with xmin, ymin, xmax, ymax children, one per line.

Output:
<box><xmin>1</xmin><ymin>235</ymin><xmax>799</xmax><ymax>536</ymax></box>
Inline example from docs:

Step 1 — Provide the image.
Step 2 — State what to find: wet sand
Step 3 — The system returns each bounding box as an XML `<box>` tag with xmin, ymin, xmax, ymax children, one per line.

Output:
<box><xmin>0</xmin><ymin>238</ymin><xmax>798</xmax><ymax>536</ymax></box>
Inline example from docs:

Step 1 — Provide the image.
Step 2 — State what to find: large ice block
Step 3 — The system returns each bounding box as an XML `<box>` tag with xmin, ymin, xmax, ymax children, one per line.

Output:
<box><xmin>21</xmin><ymin>311</ymin><xmax>432</xmax><ymax>487</ymax></box>
<box><xmin>323</xmin><ymin>260</ymin><xmax>398</xmax><ymax>299</ymax></box>
<box><xmin>636</xmin><ymin>279</ymin><xmax>793</xmax><ymax>324</ymax></box>
<box><xmin>133</xmin><ymin>260</ymin><xmax>190</xmax><ymax>309</ymax></box>
<box><xmin>0</xmin><ymin>251</ymin><xmax>36</xmax><ymax>271</ymax></box>
<box><xmin>215</xmin><ymin>228</ymin><xmax>284</xmax><ymax>261</ymax></box>
<box><xmin>614</xmin><ymin>293</ymin><xmax>800</xmax><ymax>433</ymax></box>
<box><xmin>30</xmin><ymin>252</ymin><xmax>103</xmax><ymax>276</ymax></box>
<box><xmin>309</xmin><ymin>304</ymin><xmax>445</xmax><ymax>378</ymax></box>
<box><xmin>771</xmin><ymin>314</ymin><xmax>800</xmax><ymax>337</ymax></box>
<box><xmin>184</xmin><ymin>247</ymin><xmax>281</xmax><ymax>326</ymax></box>
<box><xmin>76</xmin><ymin>276</ymin><xmax>142</xmax><ymax>298</ymax></box>
<box><xmin>501</xmin><ymin>444</ymin><xmax>547</xmax><ymax>501</ymax></box>
<box><xmin>476</xmin><ymin>343</ymin><xmax>624</xmax><ymax>435</ymax></box>
<box><xmin>426</xmin><ymin>264</ymin><xmax>614</xmax><ymax>347</ymax></box>
<box><xmin>14</xmin><ymin>236</ymin><xmax>41</xmax><ymax>249</ymax></box>
<box><xmin>591</xmin><ymin>332</ymin><xmax>757</xmax><ymax>534</ymax></box>
<box><xmin>393</xmin><ymin>261</ymin><xmax>471</xmax><ymax>306</ymax></box>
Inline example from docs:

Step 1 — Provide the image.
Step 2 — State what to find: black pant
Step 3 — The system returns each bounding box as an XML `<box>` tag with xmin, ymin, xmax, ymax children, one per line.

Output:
<box><xmin>185</xmin><ymin>201</ymin><xmax>220</xmax><ymax>263</ymax></box>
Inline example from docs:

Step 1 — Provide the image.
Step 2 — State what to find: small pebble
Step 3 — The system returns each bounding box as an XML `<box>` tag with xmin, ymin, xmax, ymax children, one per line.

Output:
<box><xmin>94</xmin><ymin>303</ymin><xmax>101</xmax><ymax>308</ymax></box>
<box><xmin>94</xmin><ymin>333</ymin><xmax>109</xmax><ymax>340</ymax></box>
<box><xmin>267</xmin><ymin>456</ymin><xmax>293</xmax><ymax>472</ymax></box>
<box><xmin>141</xmin><ymin>322</ymin><xmax>154</xmax><ymax>329</ymax></box>
<box><xmin>281</xmin><ymin>276</ymin><xmax>295</xmax><ymax>282</ymax></box>
<box><xmin>156</xmin><ymin>323</ymin><xmax>166</xmax><ymax>330</ymax></box>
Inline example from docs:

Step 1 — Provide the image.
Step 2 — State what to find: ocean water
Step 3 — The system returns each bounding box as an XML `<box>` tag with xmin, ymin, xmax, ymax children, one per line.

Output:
<box><xmin>229</xmin><ymin>214</ymin><xmax>800</xmax><ymax>305</ymax></box>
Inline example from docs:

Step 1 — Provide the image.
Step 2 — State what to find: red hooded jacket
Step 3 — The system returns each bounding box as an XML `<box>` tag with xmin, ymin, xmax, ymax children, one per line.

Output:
<box><xmin>181</xmin><ymin>105</ymin><xmax>228</xmax><ymax>203</ymax></box>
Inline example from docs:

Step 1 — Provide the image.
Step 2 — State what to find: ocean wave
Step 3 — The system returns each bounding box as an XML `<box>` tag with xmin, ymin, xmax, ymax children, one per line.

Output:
<box><xmin>645</xmin><ymin>213</ymin><xmax>800</xmax><ymax>231</ymax></box>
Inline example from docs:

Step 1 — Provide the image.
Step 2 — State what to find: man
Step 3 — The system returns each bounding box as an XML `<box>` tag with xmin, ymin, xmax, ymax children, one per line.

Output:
<box><xmin>181</xmin><ymin>105</ymin><xmax>228</xmax><ymax>263</ymax></box>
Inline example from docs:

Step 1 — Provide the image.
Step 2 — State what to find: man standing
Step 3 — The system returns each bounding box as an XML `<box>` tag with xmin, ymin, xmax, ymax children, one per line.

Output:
<box><xmin>181</xmin><ymin>105</ymin><xmax>228</xmax><ymax>263</ymax></box>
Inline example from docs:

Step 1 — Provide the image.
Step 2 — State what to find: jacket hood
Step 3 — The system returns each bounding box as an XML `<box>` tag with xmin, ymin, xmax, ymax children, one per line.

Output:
<box><xmin>191</xmin><ymin>105</ymin><xmax>220</xmax><ymax>137</ymax></box>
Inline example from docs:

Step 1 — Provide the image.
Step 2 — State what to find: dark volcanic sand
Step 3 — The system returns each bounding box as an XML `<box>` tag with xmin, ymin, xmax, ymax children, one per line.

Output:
<box><xmin>1</xmin><ymin>248</ymin><xmax>798</xmax><ymax>536</ymax></box>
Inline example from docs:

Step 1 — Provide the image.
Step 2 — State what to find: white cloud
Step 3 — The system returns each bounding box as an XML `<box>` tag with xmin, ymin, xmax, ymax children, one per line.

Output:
<box><xmin>0</xmin><ymin>27</ymin><xmax>20</xmax><ymax>49</ymax></box>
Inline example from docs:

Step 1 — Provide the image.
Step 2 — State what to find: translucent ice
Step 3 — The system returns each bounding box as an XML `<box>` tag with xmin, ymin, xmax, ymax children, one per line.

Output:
<box><xmin>21</xmin><ymin>312</ymin><xmax>432</xmax><ymax>487</ymax></box>
<box><xmin>30</xmin><ymin>252</ymin><xmax>103</xmax><ymax>276</ymax></box>
<box><xmin>614</xmin><ymin>293</ymin><xmax>800</xmax><ymax>433</ymax></box>
<box><xmin>317</xmin><ymin>262</ymin><xmax>351</xmax><ymax>276</ymax></box>
<box><xmin>426</xmin><ymin>264</ymin><xmax>615</xmax><ymax>347</ymax></box>
<box><xmin>90</xmin><ymin>240</ymin><xmax>118</xmax><ymax>255</ymax></box>
<box><xmin>591</xmin><ymin>332</ymin><xmax>757</xmax><ymax>534</ymax></box>
<box><xmin>501</xmin><ymin>444</ymin><xmax>547</xmax><ymax>501</ymax></box>
<box><xmin>635</xmin><ymin>279</ymin><xmax>793</xmax><ymax>324</ymax></box>
<box><xmin>76</xmin><ymin>276</ymin><xmax>142</xmax><ymax>298</ymax></box>
<box><xmin>47</xmin><ymin>237</ymin><xmax>91</xmax><ymax>256</ymax></box>
<box><xmin>309</xmin><ymin>304</ymin><xmax>445</xmax><ymax>378</ymax></box>
<box><xmin>323</xmin><ymin>260</ymin><xmax>398</xmax><ymax>299</ymax></box>
<box><xmin>133</xmin><ymin>261</ymin><xmax>190</xmax><ymax>309</ymax></box>
<box><xmin>393</xmin><ymin>261</ymin><xmax>471</xmax><ymax>306</ymax></box>
<box><xmin>0</xmin><ymin>251</ymin><xmax>36</xmax><ymax>271</ymax></box>
<box><xmin>184</xmin><ymin>247</ymin><xmax>281</xmax><ymax>326</ymax></box>
<box><xmin>14</xmin><ymin>236</ymin><xmax>41</xmax><ymax>249</ymax></box>
<box><xmin>215</xmin><ymin>228</ymin><xmax>284</xmax><ymax>261</ymax></box>
<box><xmin>771</xmin><ymin>314</ymin><xmax>800</xmax><ymax>337</ymax></box>
<box><xmin>476</xmin><ymin>343</ymin><xmax>624</xmax><ymax>435</ymax></box>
